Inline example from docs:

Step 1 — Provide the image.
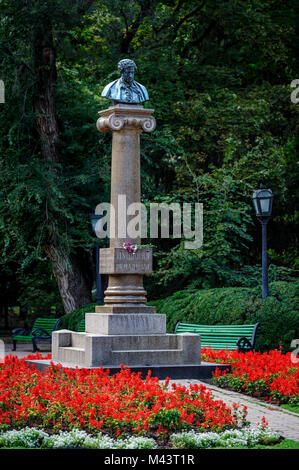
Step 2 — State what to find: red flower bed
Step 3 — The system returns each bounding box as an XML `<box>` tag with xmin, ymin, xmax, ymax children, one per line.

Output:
<box><xmin>0</xmin><ymin>354</ymin><xmax>247</xmax><ymax>437</ymax></box>
<box><xmin>201</xmin><ymin>347</ymin><xmax>299</xmax><ymax>405</ymax></box>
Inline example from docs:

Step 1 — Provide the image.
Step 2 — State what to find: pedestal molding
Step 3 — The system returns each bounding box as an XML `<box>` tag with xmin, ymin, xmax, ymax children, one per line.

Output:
<box><xmin>96</xmin><ymin>105</ymin><xmax>156</xmax><ymax>133</ymax></box>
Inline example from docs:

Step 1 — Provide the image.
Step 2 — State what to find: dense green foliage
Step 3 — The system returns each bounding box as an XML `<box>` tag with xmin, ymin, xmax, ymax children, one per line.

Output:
<box><xmin>60</xmin><ymin>280</ymin><xmax>299</xmax><ymax>352</ymax></box>
<box><xmin>148</xmin><ymin>281</ymin><xmax>299</xmax><ymax>352</ymax></box>
<box><xmin>0</xmin><ymin>0</ymin><xmax>298</xmax><ymax>317</ymax></box>
<box><xmin>59</xmin><ymin>302</ymin><xmax>96</xmax><ymax>331</ymax></box>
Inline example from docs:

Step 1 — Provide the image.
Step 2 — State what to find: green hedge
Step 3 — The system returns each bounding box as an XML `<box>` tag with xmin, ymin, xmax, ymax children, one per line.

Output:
<box><xmin>59</xmin><ymin>303</ymin><xmax>96</xmax><ymax>332</ymax></box>
<box><xmin>148</xmin><ymin>281</ymin><xmax>299</xmax><ymax>352</ymax></box>
<box><xmin>59</xmin><ymin>281</ymin><xmax>298</xmax><ymax>352</ymax></box>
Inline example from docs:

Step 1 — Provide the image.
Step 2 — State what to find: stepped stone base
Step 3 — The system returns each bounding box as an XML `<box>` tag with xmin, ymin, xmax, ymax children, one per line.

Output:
<box><xmin>52</xmin><ymin>329</ymin><xmax>201</xmax><ymax>368</ymax></box>
<box><xmin>27</xmin><ymin>312</ymin><xmax>230</xmax><ymax>379</ymax></box>
<box><xmin>48</xmin><ymin>310</ymin><xmax>202</xmax><ymax>376</ymax></box>
<box><xmin>86</xmin><ymin>312</ymin><xmax>166</xmax><ymax>335</ymax></box>
<box><xmin>26</xmin><ymin>360</ymin><xmax>231</xmax><ymax>380</ymax></box>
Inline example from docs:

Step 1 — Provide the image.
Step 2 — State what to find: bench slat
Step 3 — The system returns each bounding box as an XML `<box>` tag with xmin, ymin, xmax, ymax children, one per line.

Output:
<box><xmin>12</xmin><ymin>317</ymin><xmax>62</xmax><ymax>352</ymax></box>
<box><xmin>178</xmin><ymin>328</ymin><xmax>251</xmax><ymax>332</ymax></box>
<box><xmin>77</xmin><ymin>319</ymin><xmax>85</xmax><ymax>332</ymax></box>
<box><xmin>177</xmin><ymin>326</ymin><xmax>256</xmax><ymax>329</ymax></box>
<box><xmin>175</xmin><ymin>321</ymin><xmax>259</xmax><ymax>352</ymax></box>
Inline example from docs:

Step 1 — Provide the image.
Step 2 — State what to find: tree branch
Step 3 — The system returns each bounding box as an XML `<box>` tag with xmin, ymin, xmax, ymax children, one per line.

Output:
<box><xmin>120</xmin><ymin>8</ymin><xmax>129</xmax><ymax>32</ymax></box>
<box><xmin>0</xmin><ymin>43</ymin><xmax>34</xmax><ymax>76</ymax></box>
<box><xmin>172</xmin><ymin>1</ymin><xmax>206</xmax><ymax>39</ymax></box>
<box><xmin>153</xmin><ymin>1</ymin><xmax>206</xmax><ymax>39</ymax></box>
<box><xmin>120</xmin><ymin>1</ymin><xmax>154</xmax><ymax>54</ymax></box>
<box><xmin>77</xmin><ymin>0</ymin><xmax>96</xmax><ymax>16</ymax></box>
<box><xmin>180</xmin><ymin>18</ymin><xmax>216</xmax><ymax>57</ymax></box>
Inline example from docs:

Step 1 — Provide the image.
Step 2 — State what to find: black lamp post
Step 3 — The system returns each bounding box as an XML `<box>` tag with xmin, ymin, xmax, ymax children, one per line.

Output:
<box><xmin>89</xmin><ymin>214</ymin><xmax>103</xmax><ymax>305</ymax></box>
<box><xmin>252</xmin><ymin>184</ymin><xmax>274</xmax><ymax>299</ymax></box>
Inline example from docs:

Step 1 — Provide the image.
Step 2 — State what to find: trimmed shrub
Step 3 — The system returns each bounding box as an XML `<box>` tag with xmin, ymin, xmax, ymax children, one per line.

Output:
<box><xmin>59</xmin><ymin>303</ymin><xmax>96</xmax><ymax>331</ymax></box>
<box><xmin>148</xmin><ymin>281</ymin><xmax>299</xmax><ymax>352</ymax></box>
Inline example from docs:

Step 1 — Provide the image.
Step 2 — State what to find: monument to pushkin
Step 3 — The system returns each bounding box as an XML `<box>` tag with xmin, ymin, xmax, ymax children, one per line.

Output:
<box><xmin>51</xmin><ymin>59</ymin><xmax>201</xmax><ymax>376</ymax></box>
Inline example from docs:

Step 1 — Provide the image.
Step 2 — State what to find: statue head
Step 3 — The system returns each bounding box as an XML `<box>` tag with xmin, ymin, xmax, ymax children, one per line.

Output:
<box><xmin>101</xmin><ymin>58</ymin><xmax>148</xmax><ymax>104</ymax></box>
<box><xmin>118</xmin><ymin>59</ymin><xmax>137</xmax><ymax>85</ymax></box>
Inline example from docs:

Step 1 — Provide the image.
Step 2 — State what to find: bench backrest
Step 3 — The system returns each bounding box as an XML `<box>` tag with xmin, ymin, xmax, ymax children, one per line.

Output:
<box><xmin>31</xmin><ymin>318</ymin><xmax>61</xmax><ymax>334</ymax></box>
<box><xmin>175</xmin><ymin>322</ymin><xmax>259</xmax><ymax>350</ymax></box>
<box><xmin>77</xmin><ymin>319</ymin><xmax>85</xmax><ymax>332</ymax></box>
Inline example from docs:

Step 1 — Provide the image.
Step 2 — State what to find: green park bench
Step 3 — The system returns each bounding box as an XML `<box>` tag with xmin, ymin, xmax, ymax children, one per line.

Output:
<box><xmin>77</xmin><ymin>318</ymin><xmax>85</xmax><ymax>332</ymax></box>
<box><xmin>55</xmin><ymin>318</ymin><xmax>85</xmax><ymax>332</ymax></box>
<box><xmin>174</xmin><ymin>322</ymin><xmax>259</xmax><ymax>352</ymax></box>
<box><xmin>12</xmin><ymin>317</ymin><xmax>62</xmax><ymax>352</ymax></box>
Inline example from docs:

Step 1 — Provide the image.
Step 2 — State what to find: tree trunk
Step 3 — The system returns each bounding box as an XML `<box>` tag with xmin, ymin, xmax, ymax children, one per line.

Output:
<box><xmin>1</xmin><ymin>302</ymin><xmax>9</xmax><ymax>329</ymax></box>
<box><xmin>46</xmin><ymin>245</ymin><xmax>93</xmax><ymax>314</ymax></box>
<box><xmin>33</xmin><ymin>24</ymin><xmax>92</xmax><ymax>314</ymax></box>
<box><xmin>33</xmin><ymin>27</ymin><xmax>60</xmax><ymax>164</ymax></box>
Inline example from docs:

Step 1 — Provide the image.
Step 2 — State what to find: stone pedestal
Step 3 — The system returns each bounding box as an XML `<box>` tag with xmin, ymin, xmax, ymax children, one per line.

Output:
<box><xmin>97</xmin><ymin>104</ymin><xmax>156</xmax><ymax>307</ymax></box>
<box><xmin>52</xmin><ymin>330</ymin><xmax>201</xmax><ymax>368</ymax></box>
<box><xmin>51</xmin><ymin>103</ymin><xmax>201</xmax><ymax>372</ymax></box>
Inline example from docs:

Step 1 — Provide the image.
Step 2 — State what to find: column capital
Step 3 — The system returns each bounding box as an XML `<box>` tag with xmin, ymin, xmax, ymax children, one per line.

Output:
<box><xmin>96</xmin><ymin>104</ymin><xmax>156</xmax><ymax>134</ymax></box>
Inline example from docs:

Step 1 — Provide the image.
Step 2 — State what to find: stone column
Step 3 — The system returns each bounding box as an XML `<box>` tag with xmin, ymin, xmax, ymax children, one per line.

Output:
<box><xmin>95</xmin><ymin>104</ymin><xmax>156</xmax><ymax>315</ymax></box>
<box><xmin>49</xmin><ymin>67</ymin><xmax>202</xmax><ymax>372</ymax></box>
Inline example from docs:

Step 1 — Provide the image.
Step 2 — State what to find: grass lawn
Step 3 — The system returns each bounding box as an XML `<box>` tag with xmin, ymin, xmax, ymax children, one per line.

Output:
<box><xmin>227</xmin><ymin>439</ymin><xmax>299</xmax><ymax>449</ymax></box>
<box><xmin>224</xmin><ymin>439</ymin><xmax>299</xmax><ymax>449</ymax></box>
<box><xmin>280</xmin><ymin>404</ymin><xmax>299</xmax><ymax>414</ymax></box>
<box><xmin>256</xmin><ymin>439</ymin><xmax>299</xmax><ymax>449</ymax></box>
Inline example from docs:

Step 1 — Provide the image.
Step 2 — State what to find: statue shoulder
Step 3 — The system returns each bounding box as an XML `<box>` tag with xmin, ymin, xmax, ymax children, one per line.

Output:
<box><xmin>135</xmin><ymin>81</ymin><xmax>149</xmax><ymax>101</ymax></box>
<box><xmin>101</xmin><ymin>79</ymin><xmax>119</xmax><ymax>98</ymax></box>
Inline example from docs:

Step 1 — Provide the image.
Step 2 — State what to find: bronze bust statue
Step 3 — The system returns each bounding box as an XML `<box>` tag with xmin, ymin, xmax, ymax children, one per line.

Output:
<box><xmin>101</xmin><ymin>59</ymin><xmax>149</xmax><ymax>104</ymax></box>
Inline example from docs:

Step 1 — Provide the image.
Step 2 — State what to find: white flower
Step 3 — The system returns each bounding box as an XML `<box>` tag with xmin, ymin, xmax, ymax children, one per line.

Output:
<box><xmin>0</xmin><ymin>426</ymin><xmax>280</xmax><ymax>450</ymax></box>
<box><xmin>170</xmin><ymin>427</ymin><xmax>280</xmax><ymax>449</ymax></box>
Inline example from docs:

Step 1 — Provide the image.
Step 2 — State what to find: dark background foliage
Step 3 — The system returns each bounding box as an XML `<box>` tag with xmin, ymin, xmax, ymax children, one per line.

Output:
<box><xmin>0</xmin><ymin>0</ymin><xmax>298</xmax><ymax>332</ymax></box>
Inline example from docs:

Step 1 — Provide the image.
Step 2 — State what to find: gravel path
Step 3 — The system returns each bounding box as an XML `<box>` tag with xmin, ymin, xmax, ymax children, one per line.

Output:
<box><xmin>1</xmin><ymin>341</ymin><xmax>51</xmax><ymax>359</ymax></box>
<box><xmin>167</xmin><ymin>379</ymin><xmax>299</xmax><ymax>442</ymax></box>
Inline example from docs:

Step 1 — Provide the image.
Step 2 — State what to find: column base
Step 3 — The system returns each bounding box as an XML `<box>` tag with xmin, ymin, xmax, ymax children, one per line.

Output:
<box><xmin>86</xmin><ymin>312</ymin><xmax>166</xmax><ymax>335</ymax></box>
<box><xmin>95</xmin><ymin>305</ymin><xmax>156</xmax><ymax>314</ymax></box>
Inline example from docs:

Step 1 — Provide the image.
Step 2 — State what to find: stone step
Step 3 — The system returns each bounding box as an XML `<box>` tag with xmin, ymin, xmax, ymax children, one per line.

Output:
<box><xmin>111</xmin><ymin>348</ymin><xmax>184</xmax><ymax>365</ymax></box>
<box><xmin>87</xmin><ymin>334</ymin><xmax>180</xmax><ymax>350</ymax></box>
<box><xmin>71</xmin><ymin>332</ymin><xmax>86</xmax><ymax>349</ymax></box>
<box><xmin>57</xmin><ymin>346</ymin><xmax>85</xmax><ymax>366</ymax></box>
<box><xmin>52</xmin><ymin>330</ymin><xmax>201</xmax><ymax>367</ymax></box>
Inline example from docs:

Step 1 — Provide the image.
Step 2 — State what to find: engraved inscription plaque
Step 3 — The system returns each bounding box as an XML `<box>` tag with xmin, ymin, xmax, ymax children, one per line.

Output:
<box><xmin>99</xmin><ymin>247</ymin><xmax>152</xmax><ymax>274</ymax></box>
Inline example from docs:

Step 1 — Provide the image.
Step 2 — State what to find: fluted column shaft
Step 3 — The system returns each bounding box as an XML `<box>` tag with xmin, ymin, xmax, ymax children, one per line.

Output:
<box><xmin>96</xmin><ymin>104</ymin><xmax>155</xmax><ymax>309</ymax></box>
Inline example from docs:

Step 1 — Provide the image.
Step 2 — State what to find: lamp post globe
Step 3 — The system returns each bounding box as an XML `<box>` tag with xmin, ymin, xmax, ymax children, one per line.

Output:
<box><xmin>252</xmin><ymin>186</ymin><xmax>274</xmax><ymax>219</ymax></box>
<box><xmin>252</xmin><ymin>184</ymin><xmax>273</xmax><ymax>299</ymax></box>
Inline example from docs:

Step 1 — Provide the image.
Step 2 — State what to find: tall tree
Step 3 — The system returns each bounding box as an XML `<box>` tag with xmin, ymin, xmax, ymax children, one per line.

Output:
<box><xmin>0</xmin><ymin>0</ymin><xmax>298</xmax><ymax>311</ymax></box>
<box><xmin>0</xmin><ymin>0</ymin><xmax>97</xmax><ymax>313</ymax></box>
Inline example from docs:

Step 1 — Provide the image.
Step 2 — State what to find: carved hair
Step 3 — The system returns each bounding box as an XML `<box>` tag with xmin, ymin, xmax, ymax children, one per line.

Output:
<box><xmin>118</xmin><ymin>59</ymin><xmax>137</xmax><ymax>74</ymax></box>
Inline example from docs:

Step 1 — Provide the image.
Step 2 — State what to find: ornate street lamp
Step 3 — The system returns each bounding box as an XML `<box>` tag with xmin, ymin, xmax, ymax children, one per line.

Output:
<box><xmin>89</xmin><ymin>214</ymin><xmax>103</xmax><ymax>305</ymax></box>
<box><xmin>252</xmin><ymin>184</ymin><xmax>274</xmax><ymax>298</ymax></box>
